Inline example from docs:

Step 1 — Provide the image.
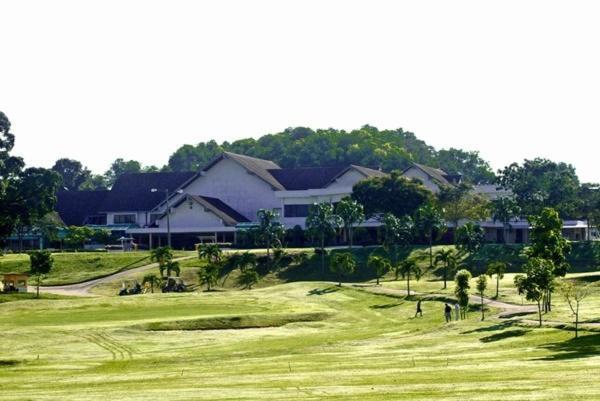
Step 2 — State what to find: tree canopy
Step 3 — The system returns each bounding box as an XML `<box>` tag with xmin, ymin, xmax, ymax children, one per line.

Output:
<box><xmin>352</xmin><ymin>172</ymin><xmax>433</xmax><ymax>218</ymax></box>
<box><xmin>497</xmin><ymin>158</ymin><xmax>580</xmax><ymax>218</ymax></box>
<box><xmin>166</xmin><ymin>126</ymin><xmax>495</xmax><ymax>184</ymax></box>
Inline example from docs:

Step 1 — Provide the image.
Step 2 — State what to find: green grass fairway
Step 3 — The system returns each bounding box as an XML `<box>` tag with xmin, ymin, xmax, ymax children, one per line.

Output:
<box><xmin>0</xmin><ymin>251</ymin><xmax>193</xmax><ymax>285</ymax></box>
<box><xmin>1</xmin><ymin>282</ymin><xmax>599</xmax><ymax>400</ymax></box>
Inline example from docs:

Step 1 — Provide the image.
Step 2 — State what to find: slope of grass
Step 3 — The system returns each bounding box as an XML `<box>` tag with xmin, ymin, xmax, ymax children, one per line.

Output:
<box><xmin>1</xmin><ymin>282</ymin><xmax>599</xmax><ymax>400</ymax></box>
<box><xmin>0</xmin><ymin>251</ymin><xmax>193</xmax><ymax>285</ymax></box>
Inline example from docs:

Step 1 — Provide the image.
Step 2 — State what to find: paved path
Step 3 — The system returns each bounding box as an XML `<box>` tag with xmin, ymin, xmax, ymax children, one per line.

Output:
<box><xmin>31</xmin><ymin>256</ymin><xmax>194</xmax><ymax>297</ymax></box>
<box><xmin>352</xmin><ymin>285</ymin><xmax>538</xmax><ymax>318</ymax></box>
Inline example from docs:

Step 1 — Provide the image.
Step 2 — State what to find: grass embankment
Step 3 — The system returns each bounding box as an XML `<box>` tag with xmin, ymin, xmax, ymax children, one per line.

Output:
<box><xmin>0</xmin><ymin>251</ymin><xmax>193</xmax><ymax>285</ymax></box>
<box><xmin>1</xmin><ymin>282</ymin><xmax>599</xmax><ymax>400</ymax></box>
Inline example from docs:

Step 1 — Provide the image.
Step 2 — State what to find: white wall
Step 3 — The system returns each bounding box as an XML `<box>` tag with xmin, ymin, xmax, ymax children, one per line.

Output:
<box><xmin>180</xmin><ymin>158</ymin><xmax>280</xmax><ymax>221</ymax></box>
<box><xmin>157</xmin><ymin>200</ymin><xmax>224</xmax><ymax>229</ymax></box>
<box><xmin>402</xmin><ymin>167</ymin><xmax>441</xmax><ymax>193</ymax></box>
<box><xmin>326</xmin><ymin>169</ymin><xmax>365</xmax><ymax>189</ymax></box>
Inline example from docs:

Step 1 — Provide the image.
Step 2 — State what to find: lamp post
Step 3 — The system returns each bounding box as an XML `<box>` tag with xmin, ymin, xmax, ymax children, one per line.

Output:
<box><xmin>151</xmin><ymin>188</ymin><xmax>183</xmax><ymax>248</ymax></box>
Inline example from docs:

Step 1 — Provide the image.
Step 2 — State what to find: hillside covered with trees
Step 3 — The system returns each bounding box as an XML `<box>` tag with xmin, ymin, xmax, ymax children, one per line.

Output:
<box><xmin>167</xmin><ymin>126</ymin><xmax>496</xmax><ymax>184</ymax></box>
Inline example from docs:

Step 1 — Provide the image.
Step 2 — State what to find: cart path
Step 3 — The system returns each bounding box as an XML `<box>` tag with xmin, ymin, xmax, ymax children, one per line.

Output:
<box><xmin>352</xmin><ymin>284</ymin><xmax>539</xmax><ymax>318</ymax></box>
<box><xmin>30</xmin><ymin>256</ymin><xmax>195</xmax><ymax>297</ymax></box>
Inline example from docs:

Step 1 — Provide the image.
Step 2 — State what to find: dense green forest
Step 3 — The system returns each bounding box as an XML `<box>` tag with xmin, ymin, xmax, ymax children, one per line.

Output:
<box><xmin>167</xmin><ymin>126</ymin><xmax>496</xmax><ymax>184</ymax></box>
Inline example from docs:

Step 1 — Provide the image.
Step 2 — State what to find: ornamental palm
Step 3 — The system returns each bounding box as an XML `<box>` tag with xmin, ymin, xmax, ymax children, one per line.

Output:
<box><xmin>335</xmin><ymin>197</ymin><xmax>365</xmax><ymax>249</ymax></box>
<box><xmin>306</xmin><ymin>203</ymin><xmax>343</xmax><ymax>273</ymax></box>
<box><xmin>434</xmin><ymin>248</ymin><xmax>463</xmax><ymax>289</ymax></box>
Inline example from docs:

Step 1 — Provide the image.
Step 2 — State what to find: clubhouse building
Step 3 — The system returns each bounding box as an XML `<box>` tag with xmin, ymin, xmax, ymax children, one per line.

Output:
<box><xmin>55</xmin><ymin>152</ymin><xmax>589</xmax><ymax>249</ymax></box>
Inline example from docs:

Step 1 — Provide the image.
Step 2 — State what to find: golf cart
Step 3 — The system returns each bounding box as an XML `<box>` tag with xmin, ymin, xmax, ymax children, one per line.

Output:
<box><xmin>162</xmin><ymin>277</ymin><xmax>186</xmax><ymax>293</ymax></box>
<box><xmin>118</xmin><ymin>280</ymin><xmax>142</xmax><ymax>296</ymax></box>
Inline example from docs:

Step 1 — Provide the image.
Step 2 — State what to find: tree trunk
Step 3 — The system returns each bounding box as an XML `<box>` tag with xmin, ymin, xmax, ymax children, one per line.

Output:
<box><xmin>480</xmin><ymin>294</ymin><xmax>485</xmax><ymax>320</ymax></box>
<box><xmin>376</xmin><ymin>276</ymin><xmax>380</xmax><ymax>286</ymax></box>
<box><xmin>443</xmin><ymin>265</ymin><xmax>447</xmax><ymax>289</ymax></box>
<box><xmin>575</xmin><ymin>303</ymin><xmax>579</xmax><ymax>339</ymax></box>
<box><xmin>496</xmin><ymin>275</ymin><xmax>500</xmax><ymax>298</ymax></box>
<box><xmin>348</xmin><ymin>225</ymin><xmax>353</xmax><ymax>249</ymax></box>
<box><xmin>36</xmin><ymin>274</ymin><xmax>40</xmax><ymax>299</ymax></box>
<box><xmin>429</xmin><ymin>233</ymin><xmax>433</xmax><ymax>269</ymax></box>
<box><xmin>320</xmin><ymin>235</ymin><xmax>325</xmax><ymax>274</ymax></box>
<box><xmin>537</xmin><ymin>300</ymin><xmax>542</xmax><ymax>327</ymax></box>
<box><xmin>407</xmin><ymin>275</ymin><xmax>410</xmax><ymax>296</ymax></box>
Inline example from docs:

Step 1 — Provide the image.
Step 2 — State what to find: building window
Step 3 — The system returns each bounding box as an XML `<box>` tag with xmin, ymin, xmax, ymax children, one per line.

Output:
<box><xmin>114</xmin><ymin>214</ymin><xmax>136</xmax><ymax>224</ymax></box>
<box><xmin>149</xmin><ymin>213</ymin><xmax>162</xmax><ymax>225</ymax></box>
<box><xmin>284</xmin><ymin>204</ymin><xmax>311</xmax><ymax>218</ymax></box>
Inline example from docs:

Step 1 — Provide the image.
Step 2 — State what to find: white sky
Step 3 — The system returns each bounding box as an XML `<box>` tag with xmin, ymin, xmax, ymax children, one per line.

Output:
<box><xmin>1</xmin><ymin>0</ymin><xmax>599</xmax><ymax>181</ymax></box>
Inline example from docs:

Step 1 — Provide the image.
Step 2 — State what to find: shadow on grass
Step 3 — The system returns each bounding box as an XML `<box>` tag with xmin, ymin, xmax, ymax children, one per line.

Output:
<box><xmin>307</xmin><ymin>287</ymin><xmax>339</xmax><ymax>296</ymax></box>
<box><xmin>0</xmin><ymin>360</ymin><xmax>20</xmax><ymax>367</ymax></box>
<box><xmin>370</xmin><ymin>302</ymin><xmax>404</xmax><ymax>309</ymax></box>
<box><xmin>480</xmin><ymin>329</ymin><xmax>530</xmax><ymax>343</ymax></box>
<box><xmin>534</xmin><ymin>333</ymin><xmax>600</xmax><ymax>361</ymax></box>
<box><xmin>461</xmin><ymin>321</ymin><xmax>516</xmax><ymax>334</ymax></box>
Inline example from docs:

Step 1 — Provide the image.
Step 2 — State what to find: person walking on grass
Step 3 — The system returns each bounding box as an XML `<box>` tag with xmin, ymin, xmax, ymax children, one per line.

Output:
<box><xmin>444</xmin><ymin>303</ymin><xmax>452</xmax><ymax>322</ymax></box>
<box><xmin>415</xmin><ymin>299</ymin><xmax>423</xmax><ymax>317</ymax></box>
<box><xmin>454</xmin><ymin>303</ymin><xmax>460</xmax><ymax>321</ymax></box>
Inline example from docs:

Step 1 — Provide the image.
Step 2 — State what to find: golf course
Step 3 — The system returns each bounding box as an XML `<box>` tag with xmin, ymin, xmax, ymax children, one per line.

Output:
<box><xmin>1</xmin><ymin>249</ymin><xmax>599</xmax><ymax>400</ymax></box>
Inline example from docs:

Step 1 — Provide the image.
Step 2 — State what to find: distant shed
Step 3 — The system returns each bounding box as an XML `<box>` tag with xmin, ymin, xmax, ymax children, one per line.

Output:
<box><xmin>1</xmin><ymin>273</ymin><xmax>29</xmax><ymax>293</ymax></box>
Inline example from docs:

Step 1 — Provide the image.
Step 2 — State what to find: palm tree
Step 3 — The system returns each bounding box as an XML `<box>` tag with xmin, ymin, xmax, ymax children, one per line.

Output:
<box><xmin>330</xmin><ymin>252</ymin><xmax>356</xmax><ymax>286</ymax></box>
<box><xmin>238</xmin><ymin>251</ymin><xmax>257</xmax><ymax>272</ymax></box>
<box><xmin>415</xmin><ymin>204</ymin><xmax>446</xmax><ymax>269</ymax></box>
<box><xmin>142</xmin><ymin>273</ymin><xmax>160</xmax><ymax>293</ymax></box>
<box><xmin>486</xmin><ymin>261</ymin><xmax>507</xmax><ymax>298</ymax></box>
<box><xmin>491</xmin><ymin>198</ymin><xmax>521</xmax><ymax>244</ymax></box>
<box><xmin>198</xmin><ymin>243</ymin><xmax>222</xmax><ymax>263</ymax></box>
<box><xmin>434</xmin><ymin>248</ymin><xmax>463</xmax><ymax>289</ymax></box>
<box><xmin>382</xmin><ymin>213</ymin><xmax>414</xmax><ymax>269</ymax></box>
<box><xmin>257</xmin><ymin>209</ymin><xmax>284</xmax><ymax>261</ymax></box>
<box><xmin>335</xmin><ymin>197</ymin><xmax>365</xmax><ymax>249</ymax></box>
<box><xmin>368</xmin><ymin>254</ymin><xmax>391</xmax><ymax>286</ymax></box>
<box><xmin>306</xmin><ymin>203</ymin><xmax>343</xmax><ymax>273</ymax></box>
<box><xmin>150</xmin><ymin>246</ymin><xmax>173</xmax><ymax>277</ymax></box>
<box><xmin>198</xmin><ymin>262</ymin><xmax>220</xmax><ymax>291</ymax></box>
<box><xmin>398</xmin><ymin>258</ymin><xmax>421</xmax><ymax>296</ymax></box>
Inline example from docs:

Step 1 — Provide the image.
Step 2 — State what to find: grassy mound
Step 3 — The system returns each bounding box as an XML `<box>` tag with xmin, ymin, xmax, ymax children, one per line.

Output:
<box><xmin>138</xmin><ymin>312</ymin><xmax>331</xmax><ymax>331</ymax></box>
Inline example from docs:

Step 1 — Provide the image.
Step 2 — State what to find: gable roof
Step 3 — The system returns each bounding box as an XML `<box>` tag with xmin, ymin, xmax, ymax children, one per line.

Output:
<box><xmin>404</xmin><ymin>163</ymin><xmax>458</xmax><ymax>187</ymax></box>
<box><xmin>202</xmin><ymin>152</ymin><xmax>284</xmax><ymax>190</ymax></box>
<box><xmin>100</xmin><ymin>172</ymin><xmax>196</xmax><ymax>212</ymax></box>
<box><xmin>325</xmin><ymin>164</ymin><xmax>388</xmax><ymax>187</ymax></box>
<box><xmin>268</xmin><ymin>166</ymin><xmax>345</xmax><ymax>190</ymax></box>
<box><xmin>168</xmin><ymin>194</ymin><xmax>250</xmax><ymax>226</ymax></box>
<box><xmin>56</xmin><ymin>190</ymin><xmax>109</xmax><ymax>226</ymax></box>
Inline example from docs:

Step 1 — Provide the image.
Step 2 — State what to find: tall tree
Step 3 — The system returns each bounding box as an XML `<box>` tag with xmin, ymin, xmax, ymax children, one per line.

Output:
<box><xmin>526</xmin><ymin>207</ymin><xmax>571</xmax><ymax>312</ymax></box>
<box><xmin>486</xmin><ymin>261</ymin><xmax>507</xmax><ymax>299</ymax></box>
<box><xmin>105</xmin><ymin>158</ymin><xmax>142</xmax><ymax>185</ymax></box>
<box><xmin>454</xmin><ymin>269</ymin><xmax>472</xmax><ymax>319</ymax></box>
<box><xmin>455</xmin><ymin>222</ymin><xmax>486</xmax><ymax>255</ymax></box>
<box><xmin>256</xmin><ymin>209</ymin><xmax>284</xmax><ymax>260</ymax></box>
<box><xmin>306</xmin><ymin>203</ymin><xmax>342</xmax><ymax>273</ymax></box>
<box><xmin>368</xmin><ymin>254</ymin><xmax>391</xmax><ymax>286</ymax></box>
<box><xmin>415</xmin><ymin>203</ymin><xmax>446</xmax><ymax>269</ymax></box>
<box><xmin>577</xmin><ymin>183</ymin><xmax>600</xmax><ymax>241</ymax></box>
<box><xmin>514</xmin><ymin>258</ymin><xmax>555</xmax><ymax>327</ymax></box>
<box><xmin>335</xmin><ymin>197</ymin><xmax>365</xmax><ymax>249</ymax></box>
<box><xmin>382</xmin><ymin>213</ymin><xmax>414</xmax><ymax>272</ymax></box>
<box><xmin>51</xmin><ymin>158</ymin><xmax>91</xmax><ymax>191</ymax></box>
<box><xmin>30</xmin><ymin>250</ymin><xmax>53</xmax><ymax>298</ymax></box>
<box><xmin>434</xmin><ymin>248</ymin><xmax>463</xmax><ymax>289</ymax></box>
<box><xmin>476</xmin><ymin>275</ymin><xmax>488</xmax><ymax>320</ymax></box>
<box><xmin>352</xmin><ymin>172</ymin><xmax>433</xmax><ymax>218</ymax></box>
<box><xmin>436</xmin><ymin>148</ymin><xmax>496</xmax><ymax>184</ymax></box>
<box><xmin>497</xmin><ymin>158</ymin><xmax>580</xmax><ymax>218</ymax></box>
<box><xmin>398</xmin><ymin>258</ymin><xmax>421</xmax><ymax>296</ymax></box>
<box><xmin>438</xmin><ymin>184</ymin><xmax>489</xmax><ymax>231</ymax></box>
<box><xmin>80</xmin><ymin>174</ymin><xmax>109</xmax><ymax>191</ymax></box>
<box><xmin>490</xmin><ymin>197</ymin><xmax>521</xmax><ymax>244</ymax></box>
